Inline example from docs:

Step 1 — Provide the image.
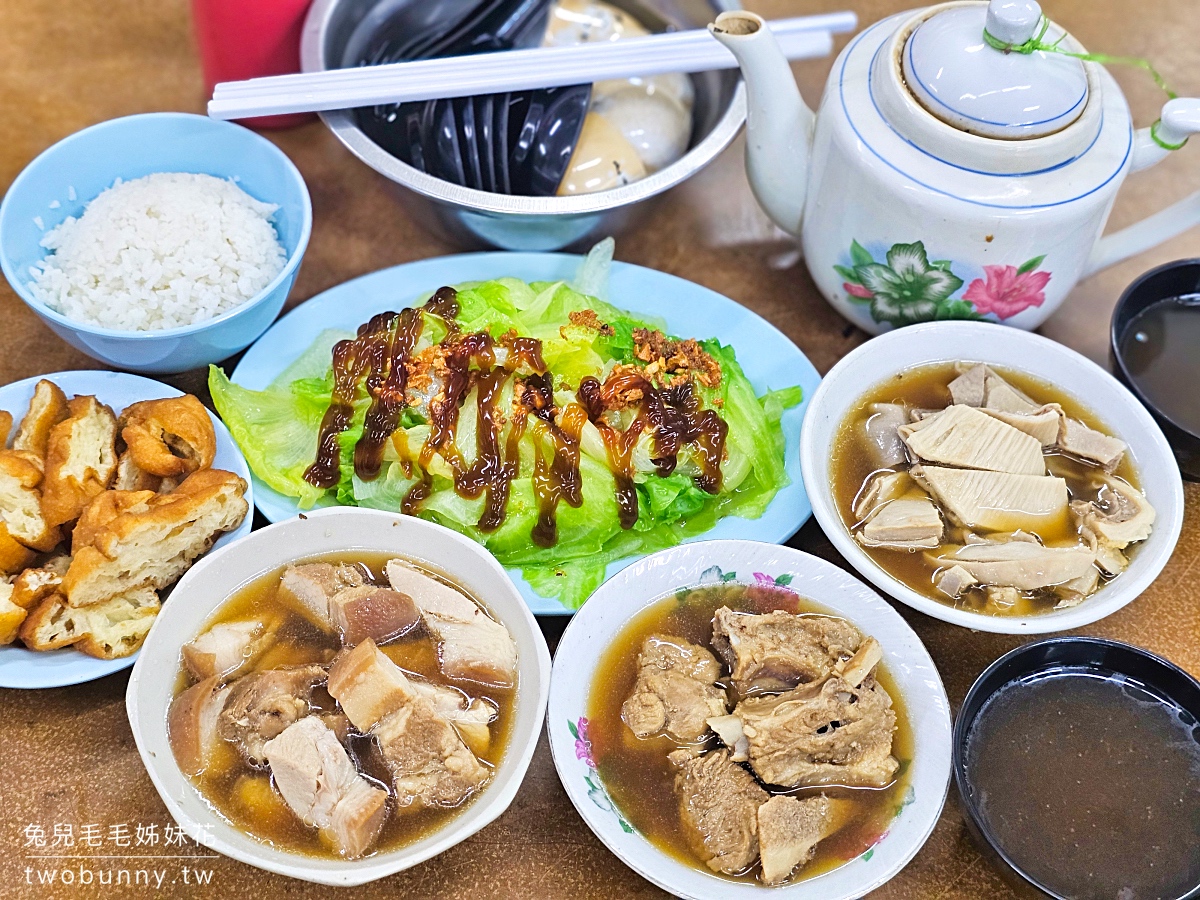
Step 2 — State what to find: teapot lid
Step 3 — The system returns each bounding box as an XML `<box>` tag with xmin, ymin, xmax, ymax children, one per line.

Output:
<box><xmin>902</xmin><ymin>0</ymin><xmax>1089</xmax><ymax>139</ymax></box>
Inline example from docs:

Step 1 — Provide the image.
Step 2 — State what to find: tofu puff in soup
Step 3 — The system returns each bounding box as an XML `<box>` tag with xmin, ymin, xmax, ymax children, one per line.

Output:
<box><xmin>167</xmin><ymin>553</ymin><xmax>517</xmax><ymax>860</ymax></box>
<box><xmin>586</xmin><ymin>582</ymin><xmax>914</xmax><ymax>886</ymax></box>
<box><xmin>831</xmin><ymin>363</ymin><xmax>1155</xmax><ymax>617</ymax></box>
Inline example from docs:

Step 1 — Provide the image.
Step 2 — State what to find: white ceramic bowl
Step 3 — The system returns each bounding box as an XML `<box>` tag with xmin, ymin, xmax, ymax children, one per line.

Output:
<box><xmin>800</xmin><ymin>321</ymin><xmax>1185</xmax><ymax>634</ymax></box>
<box><xmin>0</xmin><ymin>370</ymin><xmax>253</xmax><ymax>689</ymax></box>
<box><xmin>547</xmin><ymin>540</ymin><xmax>952</xmax><ymax>900</ymax></box>
<box><xmin>126</xmin><ymin>507</ymin><xmax>551</xmax><ymax>886</ymax></box>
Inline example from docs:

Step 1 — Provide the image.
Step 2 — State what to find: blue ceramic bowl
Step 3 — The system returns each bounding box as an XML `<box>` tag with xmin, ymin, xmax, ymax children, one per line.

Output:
<box><xmin>0</xmin><ymin>113</ymin><xmax>312</xmax><ymax>374</ymax></box>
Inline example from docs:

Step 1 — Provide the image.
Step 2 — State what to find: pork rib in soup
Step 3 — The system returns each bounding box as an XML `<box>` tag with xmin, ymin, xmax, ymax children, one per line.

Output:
<box><xmin>166</xmin><ymin>553</ymin><xmax>517</xmax><ymax>859</ymax></box>
<box><xmin>833</xmin><ymin>362</ymin><xmax>1155</xmax><ymax>617</ymax></box>
<box><xmin>587</xmin><ymin>583</ymin><xmax>913</xmax><ymax>887</ymax></box>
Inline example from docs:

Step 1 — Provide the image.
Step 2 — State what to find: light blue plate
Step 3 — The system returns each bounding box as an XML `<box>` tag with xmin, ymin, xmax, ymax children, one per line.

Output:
<box><xmin>231</xmin><ymin>252</ymin><xmax>820</xmax><ymax>614</ymax></box>
<box><xmin>0</xmin><ymin>371</ymin><xmax>254</xmax><ymax>688</ymax></box>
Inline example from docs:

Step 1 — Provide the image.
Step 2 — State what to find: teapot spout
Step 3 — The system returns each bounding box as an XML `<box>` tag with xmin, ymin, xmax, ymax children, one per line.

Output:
<box><xmin>710</xmin><ymin>12</ymin><xmax>815</xmax><ymax>237</ymax></box>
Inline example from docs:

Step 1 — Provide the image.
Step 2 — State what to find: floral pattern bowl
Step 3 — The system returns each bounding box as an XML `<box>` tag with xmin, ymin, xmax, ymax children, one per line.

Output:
<box><xmin>799</xmin><ymin>321</ymin><xmax>1185</xmax><ymax>635</ymax></box>
<box><xmin>546</xmin><ymin>540</ymin><xmax>952</xmax><ymax>900</ymax></box>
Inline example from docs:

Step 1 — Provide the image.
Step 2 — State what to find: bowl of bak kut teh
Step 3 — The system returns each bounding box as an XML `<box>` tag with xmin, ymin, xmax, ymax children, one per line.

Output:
<box><xmin>125</xmin><ymin>507</ymin><xmax>550</xmax><ymax>886</ymax></box>
<box><xmin>547</xmin><ymin>539</ymin><xmax>952</xmax><ymax>899</ymax></box>
<box><xmin>800</xmin><ymin>321</ymin><xmax>1185</xmax><ymax>635</ymax></box>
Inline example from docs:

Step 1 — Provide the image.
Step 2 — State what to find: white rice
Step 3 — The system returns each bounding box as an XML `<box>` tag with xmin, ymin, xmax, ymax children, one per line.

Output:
<box><xmin>29</xmin><ymin>172</ymin><xmax>287</xmax><ymax>332</ymax></box>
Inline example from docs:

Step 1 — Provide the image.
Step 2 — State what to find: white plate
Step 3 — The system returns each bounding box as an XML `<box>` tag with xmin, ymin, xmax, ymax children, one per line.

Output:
<box><xmin>547</xmin><ymin>540</ymin><xmax>952</xmax><ymax>900</ymax></box>
<box><xmin>0</xmin><ymin>370</ymin><xmax>254</xmax><ymax>688</ymax></box>
<box><xmin>231</xmin><ymin>252</ymin><xmax>820</xmax><ymax>615</ymax></box>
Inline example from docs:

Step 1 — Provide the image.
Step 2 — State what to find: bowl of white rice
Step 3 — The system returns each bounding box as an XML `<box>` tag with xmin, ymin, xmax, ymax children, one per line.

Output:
<box><xmin>0</xmin><ymin>113</ymin><xmax>311</xmax><ymax>373</ymax></box>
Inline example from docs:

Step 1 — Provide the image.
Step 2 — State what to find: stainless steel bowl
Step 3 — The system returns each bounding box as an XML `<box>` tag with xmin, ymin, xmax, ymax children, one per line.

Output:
<box><xmin>300</xmin><ymin>0</ymin><xmax>746</xmax><ymax>250</ymax></box>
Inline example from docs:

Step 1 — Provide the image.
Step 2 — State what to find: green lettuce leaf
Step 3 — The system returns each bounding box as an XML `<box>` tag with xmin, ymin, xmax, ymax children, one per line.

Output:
<box><xmin>208</xmin><ymin>260</ymin><xmax>802</xmax><ymax>609</ymax></box>
<box><xmin>208</xmin><ymin>365</ymin><xmax>327</xmax><ymax>508</ymax></box>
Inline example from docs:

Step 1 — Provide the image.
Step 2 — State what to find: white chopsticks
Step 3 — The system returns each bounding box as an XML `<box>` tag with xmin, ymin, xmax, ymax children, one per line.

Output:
<box><xmin>207</xmin><ymin>12</ymin><xmax>856</xmax><ymax>121</ymax></box>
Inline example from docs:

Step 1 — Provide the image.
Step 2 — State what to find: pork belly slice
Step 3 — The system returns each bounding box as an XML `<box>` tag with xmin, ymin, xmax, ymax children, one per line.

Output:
<box><xmin>928</xmin><ymin>540</ymin><xmax>1096</xmax><ymax>591</ymax></box>
<box><xmin>861</xmin><ymin>403</ymin><xmax>909</xmax><ymax>469</ymax></box>
<box><xmin>329</xmin><ymin>584</ymin><xmax>422</xmax><ymax>646</ymax></box>
<box><xmin>168</xmin><ymin>675</ymin><xmax>232</xmax><ymax>776</ymax></box>
<box><xmin>1057</xmin><ymin>417</ymin><xmax>1126</xmax><ymax>472</ymax></box>
<box><xmin>327</xmin><ymin>639</ymin><xmax>489</xmax><ymax>808</ymax></box>
<box><xmin>734</xmin><ymin>675</ymin><xmax>899</xmax><ymax>789</ymax></box>
<box><xmin>912</xmin><ymin>465</ymin><xmax>1068</xmax><ymax>534</ymax></box>
<box><xmin>668</xmin><ymin>748</ymin><xmax>767</xmax><ymax>875</ymax></box>
<box><xmin>857</xmin><ymin>497</ymin><xmax>944</xmax><ymax>550</ymax></box>
<box><xmin>263</xmin><ymin>716</ymin><xmax>387</xmax><ymax>859</ymax></box>
<box><xmin>218</xmin><ymin>664</ymin><xmax>327</xmax><ymax>766</ymax></box>
<box><xmin>621</xmin><ymin>635</ymin><xmax>728</xmax><ymax>742</ymax></box>
<box><xmin>328</xmin><ymin>639</ymin><xmax>415</xmax><ymax>732</ymax></box>
<box><xmin>277</xmin><ymin>563</ymin><xmax>366</xmax><ymax>631</ymax></box>
<box><xmin>329</xmin><ymin>640</ymin><xmax>498</xmax><ymax>752</ymax></box>
<box><xmin>758</xmin><ymin>795</ymin><xmax>852</xmax><ymax>885</ymax></box>
<box><xmin>182</xmin><ymin>619</ymin><xmax>276</xmax><ymax>681</ymax></box>
<box><xmin>710</xmin><ymin>608</ymin><xmax>862</xmax><ymax>694</ymax></box>
<box><xmin>980</xmin><ymin>403</ymin><xmax>1063</xmax><ymax>447</ymax></box>
<box><xmin>899</xmin><ymin>404</ymin><xmax>1045</xmax><ymax>475</ymax></box>
<box><xmin>385</xmin><ymin>560</ymin><xmax>516</xmax><ymax>687</ymax></box>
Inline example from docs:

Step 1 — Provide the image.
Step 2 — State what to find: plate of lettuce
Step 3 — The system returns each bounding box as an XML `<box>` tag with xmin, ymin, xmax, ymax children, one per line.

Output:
<box><xmin>210</xmin><ymin>243</ymin><xmax>819</xmax><ymax>613</ymax></box>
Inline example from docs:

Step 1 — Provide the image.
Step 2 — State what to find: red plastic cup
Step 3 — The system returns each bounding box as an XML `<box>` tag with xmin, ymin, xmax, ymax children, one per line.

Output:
<box><xmin>191</xmin><ymin>0</ymin><xmax>316</xmax><ymax>129</ymax></box>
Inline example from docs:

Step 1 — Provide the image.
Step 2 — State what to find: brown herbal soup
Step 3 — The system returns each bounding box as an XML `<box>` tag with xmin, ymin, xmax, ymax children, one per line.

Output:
<box><xmin>831</xmin><ymin>362</ymin><xmax>1148</xmax><ymax>617</ymax></box>
<box><xmin>171</xmin><ymin>552</ymin><xmax>516</xmax><ymax>859</ymax></box>
<box><xmin>965</xmin><ymin>669</ymin><xmax>1200</xmax><ymax>898</ymax></box>
<box><xmin>586</xmin><ymin>582</ymin><xmax>914</xmax><ymax>885</ymax></box>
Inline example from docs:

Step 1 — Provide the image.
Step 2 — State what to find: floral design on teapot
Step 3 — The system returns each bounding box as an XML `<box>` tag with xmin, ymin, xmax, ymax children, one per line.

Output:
<box><xmin>836</xmin><ymin>239</ymin><xmax>1051</xmax><ymax>327</ymax></box>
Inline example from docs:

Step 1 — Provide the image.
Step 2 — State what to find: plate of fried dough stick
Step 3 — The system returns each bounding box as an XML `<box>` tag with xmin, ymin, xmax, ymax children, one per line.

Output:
<box><xmin>0</xmin><ymin>371</ymin><xmax>253</xmax><ymax>688</ymax></box>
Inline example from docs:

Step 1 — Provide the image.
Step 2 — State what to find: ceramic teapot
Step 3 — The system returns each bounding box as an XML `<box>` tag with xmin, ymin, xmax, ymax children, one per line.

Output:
<box><xmin>710</xmin><ymin>0</ymin><xmax>1200</xmax><ymax>333</ymax></box>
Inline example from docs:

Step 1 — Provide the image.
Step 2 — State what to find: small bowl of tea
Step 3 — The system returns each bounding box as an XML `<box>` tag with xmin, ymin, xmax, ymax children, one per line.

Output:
<box><xmin>1112</xmin><ymin>259</ymin><xmax>1200</xmax><ymax>479</ymax></box>
<box><xmin>954</xmin><ymin>638</ymin><xmax>1200</xmax><ymax>900</ymax></box>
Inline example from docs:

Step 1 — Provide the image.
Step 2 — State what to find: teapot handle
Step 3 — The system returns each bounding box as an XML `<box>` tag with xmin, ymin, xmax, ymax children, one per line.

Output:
<box><xmin>1082</xmin><ymin>97</ymin><xmax>1200</xmax><ymax>279</ymax></box>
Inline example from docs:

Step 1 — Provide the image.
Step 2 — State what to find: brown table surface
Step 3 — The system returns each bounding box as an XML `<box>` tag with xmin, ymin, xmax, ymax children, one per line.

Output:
<box><xmin>1</xmin><ymin>0</ymin><xmax>1198</xmax><ymax>896</ymax></box>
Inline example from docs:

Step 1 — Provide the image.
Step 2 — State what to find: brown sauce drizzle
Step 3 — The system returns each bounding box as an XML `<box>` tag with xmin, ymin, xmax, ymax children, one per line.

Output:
<box><xmin>578</xmin><ymin>370</ymin><xmax>729</xmax><ymax>529</ymax></box>
<box><xmin>454</xmin><ymin>366</ymin><xmax>513</xmax><ymax>532</ymax></box>
<box><xmin>304</xmin><ymin>329</ymin><xmax>377</xmax><ymax>488</ymax></box>
<box><xmin>355</xmin><ymin>309</ymin><xmax>422</xmax><ymax>481</ymax></box>
<box><xmin>578</xmin><ymin>377</ymin><xmax>644</xmax><ymax>530</ymax></box>
<box><xmin>305</xmin><ymin>289</ymin><xmax>727</xmax><ymax>545</ymax></box>
<box><xmin>530</xmin><ymin>403</ymin><xmax>587</xmax><ymax>548</ymax></box>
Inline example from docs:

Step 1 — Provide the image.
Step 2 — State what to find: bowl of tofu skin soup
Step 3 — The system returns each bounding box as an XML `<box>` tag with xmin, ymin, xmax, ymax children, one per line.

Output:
<box><xmin>548</xmin><ymin>539</ymin><xmax>952</xmax><ymax>899</ymax></box>
<box><xmin>125</xmin><ymin>507</ymin><xmax>551</xmax><ymax>886</ymax></box>
<box><xmin>800</xmin><ymin>321</ymin><xmax>1185</xmax><ymax>635</ymax></box>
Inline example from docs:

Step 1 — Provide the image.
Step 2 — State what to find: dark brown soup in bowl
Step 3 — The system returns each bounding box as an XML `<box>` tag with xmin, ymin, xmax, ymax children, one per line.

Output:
<box><xmin>585</xmin><ymin>580</ymin><xmax>915</xmax><ymax>886</ymax></box>
<box><xmin>955</xmin><ymin>638</ymin><xmax>1200</xmax><ymax>899</ymax></box>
